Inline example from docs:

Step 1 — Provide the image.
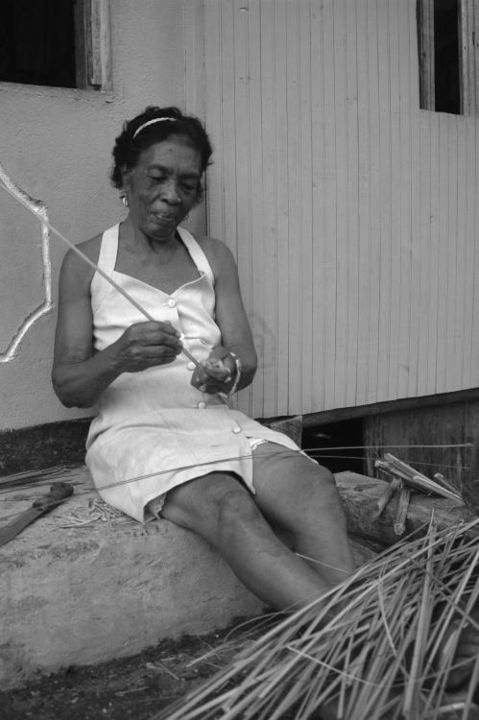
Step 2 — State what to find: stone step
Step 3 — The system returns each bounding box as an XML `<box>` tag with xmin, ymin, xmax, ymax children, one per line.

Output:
<box><xmin>0</xmin><ymin>466</ymin><xmax>264</xmax><ymax>689</ymax></box>
<box><xmin>0</xmin><ymin>462</ymin><xmax>383</xmax><ymax>690</ymax></box>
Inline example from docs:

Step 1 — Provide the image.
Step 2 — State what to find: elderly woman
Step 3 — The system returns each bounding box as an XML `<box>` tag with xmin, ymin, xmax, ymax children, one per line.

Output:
<box><xmin>52</xmin><ymin>106</ymin><xmax>355</xmax><ymax>611</ymax></box>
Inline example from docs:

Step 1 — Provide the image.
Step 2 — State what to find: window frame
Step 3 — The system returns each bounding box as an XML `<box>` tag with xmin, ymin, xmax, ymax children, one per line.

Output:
<box><xmin>0</xmin><ymin>0</ymin><xmax>111</xmax><ymax>93</ymax></box>
<box><xmin>75</xmin><ymin>0</ymin><xmax>112</xmax><ymax>91</ymax></box>
<box><xmin>418</xmin><ymin>0</ymin><xmax>479</xmax><ymax>115</ymax></box>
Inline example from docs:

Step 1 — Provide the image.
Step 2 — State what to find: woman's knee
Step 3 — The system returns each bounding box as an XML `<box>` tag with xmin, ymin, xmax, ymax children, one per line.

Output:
<box><xmin>286</xmin><ymin>460</ymin><xmax>337</xmax><ymax>501</ymax></box>
<box><xmin>161</xmin><ymin>472</ymin><xmax>261</xmax><ymax>539</ymax></box>
<box><xmin>310</xmin><ymin>462</ymin><xmax>335</xmax><ymax>487</ymax></box>
<box><xmin>214</xmin><ymin>485</ymin><xmax>263</xmax><ymax>537</ymax></box>
<box><xmin>299</xmin><ymin>464</ymin><xmax>345</xmax><ymax>514</ymax></box>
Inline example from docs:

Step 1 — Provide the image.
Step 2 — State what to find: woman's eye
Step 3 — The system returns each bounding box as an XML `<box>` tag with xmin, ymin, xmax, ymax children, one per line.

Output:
<box><xmin>181</xmin><ymin>182</ymin><xmax>197</xmax><ymax>193</ymax></box>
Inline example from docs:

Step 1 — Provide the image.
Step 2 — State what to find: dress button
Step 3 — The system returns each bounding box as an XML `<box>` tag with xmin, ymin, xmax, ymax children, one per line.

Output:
<box><xmin>187</xmin><ymin>361</ymin><xmax>195</xmax><ymax>371</ymax></box>
<box><xmin>197</xmin><ymin>401</ymin><xmax>206</xmax><ymax>409</ymax></box>
<box><xmin>167</xmin><ymin>298</ymin><xmax>176</xmax><ymax>307</ymax></box>
<box><xmin>232</xmin><ymin>426</ymin><xmax>241</xmax><ymax>434</ymax></box>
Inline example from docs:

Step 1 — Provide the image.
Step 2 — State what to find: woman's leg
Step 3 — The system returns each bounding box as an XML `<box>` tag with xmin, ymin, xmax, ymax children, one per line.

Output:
<box><xmin>251</xmin><ymin>443</ymin><xmax>355</xmax><ymax>587</ymax></box>
<box><xmin>160</xmin><ymin>471</ymin><xmax>337</xmax><ymax>611</ymax></box>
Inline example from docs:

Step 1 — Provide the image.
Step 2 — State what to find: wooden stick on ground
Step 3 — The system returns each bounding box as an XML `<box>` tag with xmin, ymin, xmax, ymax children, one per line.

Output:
<box><xmin>384</xmin><ymin>453</ymin><xmax>462</xmax><ymax>503</ymax></box>
<box><xmin>372</xmin><ymin>476</ymin><xmax>401</xmax><ymax>519</ymax></box>
<box><xmin>394</xmin><ymin>483</ymin><xmax>412</xmax><ymax>536</ymax></box>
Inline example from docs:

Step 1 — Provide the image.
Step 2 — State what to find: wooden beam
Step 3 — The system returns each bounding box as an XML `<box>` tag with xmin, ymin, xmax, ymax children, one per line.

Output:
<box><xmin>74</xmin><ymin>0</ymin><xmax>88</xmax><ymax>89</ymax></box>
<box><xmin>417</xmin><ymin>0</ymin><xmax>435</xmax><ymax>110</ymax></box>
<box><xmin>335</xmin><ymin>471</ymin><xmax>478</xmax><ymax>549</ymax></box>
<box><xmin>302</xmin><ymin>386</ymin><xmax>479</xmax><ymax>428</ymax></box>
<box><xmin>87</xmin><ymin>0</ymin><xmax>112</xmax><ymax>90</ymax></box>
<box><xmin>459</xmin><ymin>0</ymin><xmax>476</xmax><ymax>114</ymax></box>
<box><xmin>75</xmin><ymin>0</ymin><xmax>112</xmax><ymax>91</ymax></box>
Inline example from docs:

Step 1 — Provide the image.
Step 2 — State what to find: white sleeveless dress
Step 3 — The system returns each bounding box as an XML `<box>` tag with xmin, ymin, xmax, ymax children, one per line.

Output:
<box><xmin>85</xmin><ymin>224</ymin><xmax>299</xmax><ymax>521</ymax></box>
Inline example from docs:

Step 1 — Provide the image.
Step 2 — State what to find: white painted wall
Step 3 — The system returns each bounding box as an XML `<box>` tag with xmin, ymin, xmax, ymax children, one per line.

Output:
<box><xmin>2</xmin><ymin>0</ymin><xmax>478</xmax><ymax>432</ymax></box>
<box><xmin>0</xmin><ymin>0</ymin><xmax>204</xmax><ymax>430</ymax></box>
<box><xmin>200</xmin><ymin>0</ymin><xmax>479</xmax><ymax>419</ymax></box>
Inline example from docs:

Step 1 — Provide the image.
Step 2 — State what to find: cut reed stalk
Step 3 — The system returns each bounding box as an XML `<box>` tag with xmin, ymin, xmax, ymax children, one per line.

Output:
<box><xmin>402</xmin><ymin>522</ymin><xmax>435</xmax><ymax>716</ymax></box>
<box><xmin>383</xmin><ymin>454</ymin><xmax>462</xmax><ymax>502</ymax></box>
<box><xmin>153</xmin><ymin>518</ymin><xmax>479</xmax><ymax>720</ymax></box>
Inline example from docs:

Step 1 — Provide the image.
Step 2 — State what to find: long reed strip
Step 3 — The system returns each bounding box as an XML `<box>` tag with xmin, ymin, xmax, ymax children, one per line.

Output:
<box><xmin>151</xmin><ymin>519</ymin><xmax>479</xmax><ymax>720</ymax></box>
<box><xmin>0</xmin><ymin>177</ymin><xmax>202</xmax><ymax>368</ymax></box>
<box><xmin>0</xmin><ymin>448</ymin><xmax>470</xmax><ymax>501</ymax></box>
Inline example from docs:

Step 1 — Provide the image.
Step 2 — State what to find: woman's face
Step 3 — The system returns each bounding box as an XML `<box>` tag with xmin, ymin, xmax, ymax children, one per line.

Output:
<box><xmin>123</xmin><ymin>134</ymin><xmax>203</xmax><ymax>241</ymax></box>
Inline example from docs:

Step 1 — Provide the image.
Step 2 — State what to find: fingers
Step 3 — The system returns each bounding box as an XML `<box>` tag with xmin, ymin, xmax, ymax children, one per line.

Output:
<box><xmin>129</xmin><ymin>321</ymin><xmax>182</xmax><ymax>348</ymax></box>
<box><xmin>133</xmin><ymin>345</ymin><xmax>180</xmax><ymax>361</ymax></box>
<box><xmin>191</xmin><ymin>376</ymin><xmax>227</xmax><ymax>394</ymax></box>
<box><xmin>202</xmin><ymin>357</ymin><xmax>232</xmax><ymax>382</ymax></box>
<box><xmin>191</xmin><ymin>364</ymin><xmax>207</xmax><ymax>390</ymax></box>
<box><xmin>190</xmin><ymin>358</ymin><xmax>233</xmax><ymax>394</ymax></box>
<box><xmin>116</xmin><ymin>321</ymin><xmax>183</xmax><ymax>371</ymax></box>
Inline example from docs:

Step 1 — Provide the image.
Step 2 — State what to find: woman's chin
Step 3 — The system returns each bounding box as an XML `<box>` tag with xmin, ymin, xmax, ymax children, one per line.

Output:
<box><xmin>143</xmin><ymin>216</ymin><xmax>178</xmax><ymax>239</ymax></box>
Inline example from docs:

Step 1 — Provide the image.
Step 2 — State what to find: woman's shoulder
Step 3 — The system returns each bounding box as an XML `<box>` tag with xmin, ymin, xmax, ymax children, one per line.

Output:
<box><xmin>59</xmin><ymin>232</ymin><xmax>104</xmax><ymax>291</ymax></box>
<box><xmin>77</xmin><ymin>232</ymin><xmax>103</xmax><ymax>260</ymax></box>
<box><xmin>194</xmin><ymin>235</ymin><xmax>236</xmax><ymax>276</ymax></box>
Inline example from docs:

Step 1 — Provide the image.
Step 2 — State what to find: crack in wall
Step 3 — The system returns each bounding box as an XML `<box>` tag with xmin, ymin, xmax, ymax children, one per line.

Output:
<box><xmin>0</xmin><ymin>163</ymin><xmax>53</xmax><ymax>363</ymax></box>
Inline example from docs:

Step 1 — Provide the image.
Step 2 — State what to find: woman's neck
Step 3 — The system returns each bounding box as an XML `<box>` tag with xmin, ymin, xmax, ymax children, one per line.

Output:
<box><xmin>121</xmin><ymin>217</ymin><xmax>179</xmax><ymax>257</ymax></box>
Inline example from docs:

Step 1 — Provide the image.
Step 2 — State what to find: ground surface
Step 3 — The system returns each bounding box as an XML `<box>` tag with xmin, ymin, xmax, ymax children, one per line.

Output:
<box><xmin>3</xmin><ymin>625</ymin><xmax>476</xmax><ymax>720</ymax></box>
<box><xmin>0</xmin><ymin>627</ymin><xmax>241</xmax><ymax>720</ymax></box>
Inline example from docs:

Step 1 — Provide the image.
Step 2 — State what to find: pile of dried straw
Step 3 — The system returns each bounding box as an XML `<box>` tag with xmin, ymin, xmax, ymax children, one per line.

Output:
<box><xmin>155</xmin><ymin>519</ymin><xmax>479</xmax><ymax>720</ymax></box>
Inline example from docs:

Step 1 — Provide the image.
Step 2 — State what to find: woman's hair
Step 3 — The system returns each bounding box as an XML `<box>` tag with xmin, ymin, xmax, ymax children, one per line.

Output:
<box><xmin>110</xmin><ymin>106</ymin><xmax>213</xmax><ymax>189</ymax></box>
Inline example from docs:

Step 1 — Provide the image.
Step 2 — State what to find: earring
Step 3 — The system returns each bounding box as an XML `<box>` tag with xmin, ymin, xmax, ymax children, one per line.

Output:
<box><xmin>121</xmin><ymin>194</ymin><xmax>129</xmax><ymax>208</ymax></box>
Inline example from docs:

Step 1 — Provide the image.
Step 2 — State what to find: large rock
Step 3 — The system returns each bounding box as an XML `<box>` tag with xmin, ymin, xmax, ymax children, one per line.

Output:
<box><xmin>3</xmin><ymin>465</ymin><xmax>440</xmax><ymax>690</ymax></box>
<box><xmin>0</xmin><ymin>467</ymin><xmax>264</xmax><ymax>689</ymax></box>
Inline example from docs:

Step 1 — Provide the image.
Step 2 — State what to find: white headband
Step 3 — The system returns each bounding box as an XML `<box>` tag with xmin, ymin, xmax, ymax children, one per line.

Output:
<box><xmin>132</xmin><ymin>117</ymin><xmax>176</xmax><ymax>140</ymax></box>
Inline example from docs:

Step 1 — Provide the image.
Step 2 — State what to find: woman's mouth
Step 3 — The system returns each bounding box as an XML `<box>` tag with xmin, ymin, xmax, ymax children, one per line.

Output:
<box><xmin>152</xmin><ymin>212</ymin><xmax>176</xmax><ymax>221</ymax></box>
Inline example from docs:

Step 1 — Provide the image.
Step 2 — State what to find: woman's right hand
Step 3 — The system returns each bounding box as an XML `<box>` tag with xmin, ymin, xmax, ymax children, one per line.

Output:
<box><xmin>53</xmin><ymin>246</ymin><xmax>184</xmax><ymax>408</ymax></box>
<box><xmin>112</xmin><ymin>321</ymin><xmax>183</xmax><ymax>373</ymax></box>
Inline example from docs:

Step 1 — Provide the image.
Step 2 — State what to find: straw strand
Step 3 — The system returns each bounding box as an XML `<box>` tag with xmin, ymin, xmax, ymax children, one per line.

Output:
<box><xmin>0</xmin><ymin>175</ymin><xmax>204</xmax><ymax>369</ymax></box>
<box><xmin>150</xmin><ymin>518</ymin><xmax>479</xmax><ymax>720</ymax></box>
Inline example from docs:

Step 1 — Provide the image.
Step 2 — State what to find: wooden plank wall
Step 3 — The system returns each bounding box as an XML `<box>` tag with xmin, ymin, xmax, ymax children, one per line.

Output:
<box><xmin>190</xmin><ymin>0</ymin><xmax>479</xmax><ymax>419</ymax></box>
<box><xmin>363</xmin><ymin>400</ymin><xmax>479</xmax><ymax>497</ymax></box>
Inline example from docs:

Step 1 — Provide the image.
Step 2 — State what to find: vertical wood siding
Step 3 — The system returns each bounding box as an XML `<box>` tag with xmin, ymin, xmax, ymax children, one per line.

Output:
<box><xmin>195</xmin><ymin>0</ymin><xmax>479</xmax><ymax>418</ymax></box>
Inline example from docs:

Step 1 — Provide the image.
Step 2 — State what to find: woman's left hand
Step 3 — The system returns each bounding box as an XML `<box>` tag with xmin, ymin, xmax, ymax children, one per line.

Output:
<box><xmin>191</xmin><ymin>347</ymin><xmax>237</xmax><ymax>395</ymax></box>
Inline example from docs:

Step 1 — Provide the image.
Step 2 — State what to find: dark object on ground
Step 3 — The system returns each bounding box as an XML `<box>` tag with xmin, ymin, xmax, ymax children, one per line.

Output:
<box><xmin>0</xmin><ymin>482</ymin><xmax>73</xmax><ymax>546</ymax></box>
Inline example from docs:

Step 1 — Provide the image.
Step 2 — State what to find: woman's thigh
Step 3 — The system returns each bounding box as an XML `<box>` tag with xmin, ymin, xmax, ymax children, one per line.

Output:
<box><xmin>251</xmin><ymin>442</ymin><xmax>337</xmax><ymax>529</ymax></box>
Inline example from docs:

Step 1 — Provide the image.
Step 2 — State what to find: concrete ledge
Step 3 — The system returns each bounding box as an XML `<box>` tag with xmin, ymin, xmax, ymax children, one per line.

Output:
<box><xmin>1</xmin><ymin>468</ymin><xmax>264</xmax><ymax>689</ymax></box>
<box><xmin>0</xmin><ymin>415</ymin><xmax>306</xmax><ymax>688</ymax></box>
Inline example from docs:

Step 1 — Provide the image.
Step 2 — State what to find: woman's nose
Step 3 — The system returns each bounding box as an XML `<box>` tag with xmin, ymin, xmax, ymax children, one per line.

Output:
<box><xmin>161</xmin><ymin>178</ymin><xmax>181</xmax><ymax>203</ymax></box>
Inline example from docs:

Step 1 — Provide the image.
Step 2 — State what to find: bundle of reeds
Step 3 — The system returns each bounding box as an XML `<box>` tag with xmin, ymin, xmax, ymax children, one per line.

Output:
<box><xmin>154</xmin><ymin>519</ymin><xmax>479</xmax><ymax>720</ymax></box>
<box><xmin>375</xmin><ymin>454</ymin><xmax>462</xmax><ymax>503</ymax></box>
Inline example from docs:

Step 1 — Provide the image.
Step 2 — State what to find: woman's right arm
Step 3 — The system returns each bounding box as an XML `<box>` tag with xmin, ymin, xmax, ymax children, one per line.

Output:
<box><xmin>52</xmin><ymin>247</ymin><xmax>182</xmax><ymax>408</ymax></box>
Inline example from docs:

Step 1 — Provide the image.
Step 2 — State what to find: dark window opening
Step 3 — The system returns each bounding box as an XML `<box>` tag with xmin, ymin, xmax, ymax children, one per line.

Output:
<box><xmin>418</xmin><ymin>0</ymin><xmax>466</xmax><ymax>115</ymax></box>
<box><xmin>434</xmin><ymin>0</ymin><xmax>460</xmax><ymax>114</ymax></box>
<box><xmin>302</xmin><ymin>419</ymin><xmax>365</xmax><ymax>476</ymax></box>
<box><xmin>0</xmin><ymin>0</ymin><xmax>111</xmax><ymax>91</ymax></box>
<box><xmin>0</xmin><ymin>0</ymin><xmax>77</xmax><ymax>88</ymax></box>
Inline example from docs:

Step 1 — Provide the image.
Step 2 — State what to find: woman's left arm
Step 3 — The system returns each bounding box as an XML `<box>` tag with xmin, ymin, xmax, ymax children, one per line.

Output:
<box><xmin>192</xmin><ymin>237</ymin><xmax>257</xmax><ymax>393</ymax></box>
